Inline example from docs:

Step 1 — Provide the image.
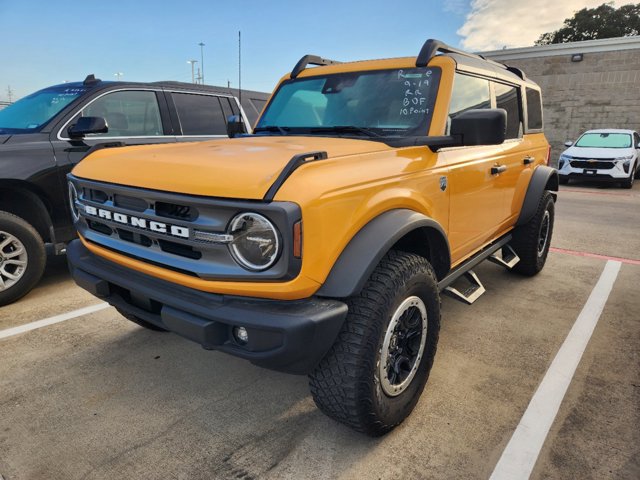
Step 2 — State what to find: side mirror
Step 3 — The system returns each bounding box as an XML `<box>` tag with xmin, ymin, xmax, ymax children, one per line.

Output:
<box><xmin>68</xmin><ymin>116</ymin><xmax>108</xmax><ymax>138</ymax></box>
<box><xmin>227</xmin><ymin>115</ymin><xmax>246</xmax><ymax>138</ymax></box>
<box><xmin>450</xmin><ymin>109</ymin><xmax>506</xmax><ymax>146</ymax></box>
<box><xmin>564</xmin><ymin>141</ymin><xmax>573</xmax><ymax>147</ymax></box>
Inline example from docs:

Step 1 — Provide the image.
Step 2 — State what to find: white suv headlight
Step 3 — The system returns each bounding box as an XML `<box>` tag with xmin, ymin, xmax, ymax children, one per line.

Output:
<box><xmin>228</xmin><ymin>212</ymin><xmax>280</xmax><ymax>271</ymax></box>
<box><xmin>614</xmin><ymin>155</ymin><xmax>634</xmax><ymax>161</ymax></box>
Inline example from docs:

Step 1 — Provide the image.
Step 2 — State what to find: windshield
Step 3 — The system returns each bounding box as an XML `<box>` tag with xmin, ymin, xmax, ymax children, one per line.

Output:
<box><xmin>0</xmin><ymin>85</ymin><xmax>88</xmax><ymax>133</ymax></box>
<box><xmin>575</xmin><ymin>132</ymin><xmax>632</xmax><ymax>149</ymax></box>
<box><xmin>256</xmin><ymin>67</ymin><xmax>441</xmax><ymax>138</ymax></box>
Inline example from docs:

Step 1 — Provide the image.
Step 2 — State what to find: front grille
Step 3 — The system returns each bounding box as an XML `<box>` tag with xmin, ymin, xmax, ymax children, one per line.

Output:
<box><xmin>570</xmin><ymin>160</ymin><xmax>615</xmax><ymax>170</ymax></box>
<box><xmin>71</xmin><ymin>175</ymin><xmax>300</xmax><ymax>281</ymax></box>
<box><xmin>158</xmin><ymin>239</ymin><xmax>202</xmax><ymax>259</ymax></box>
<box><xmin>88</xmin><ymin>220</ymin><xmax>112</xmax><ymax>235</ymax></box>
<box><xmin>89</xmin><ymin>189</ymin><xmax>109</xmax><ymax>203</ymax></box>
<box><xmin>155</xmin><ymin>201</ymin><xmax>197</xmax><ymax>221</ymax></box>
<box><xmin>116</xmin><ymin>228</ymin><xmax>152</xmax><ymax>247</ymax></box>
<box><xmin>114</xmin><ymin>194</ymin><xmax>147</xmax><ymax>212</ymax></box>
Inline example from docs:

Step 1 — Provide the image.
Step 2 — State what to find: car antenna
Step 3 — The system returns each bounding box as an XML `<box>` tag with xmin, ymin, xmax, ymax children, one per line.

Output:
<box><xmin>83</xmin><ymin>74</ymin><xmax>101</xmax><ymax>86</ymax></box>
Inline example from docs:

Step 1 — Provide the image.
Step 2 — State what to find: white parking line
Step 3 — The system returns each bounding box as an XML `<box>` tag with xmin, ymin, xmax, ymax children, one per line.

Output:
<box><xmin>490</xmin><ymin>260</ymin><xmax>621</xmax><ymax>480</ymax></box>
<box><xmin>0</xmin><ymin>303</ymin><xmax>110</xmax><ymax>340</ymax></box>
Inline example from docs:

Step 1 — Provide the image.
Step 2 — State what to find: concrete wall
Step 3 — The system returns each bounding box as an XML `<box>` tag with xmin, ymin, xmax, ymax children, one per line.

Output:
<box><xmin>483</xmin><ymin>37</ymin><xmax>640</xmax><ymax>164</ymax></box>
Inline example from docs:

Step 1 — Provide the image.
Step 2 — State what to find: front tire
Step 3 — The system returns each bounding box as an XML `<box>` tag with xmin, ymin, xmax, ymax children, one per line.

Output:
<box><xmin>622</xmin><ymin>168</ymin><xmax>635</xmax><ymax>189</ymax></box>
<box><xmin>0</xmin><ymin>211</ymin><xmax>46</xmax><ymax>306</ymax></box>
<box><xmin>510</xmin><ymin>191</ymin><xmax>555</xmax><ymax>276</ymax></box>
<box><xmin>309</xmin><ymin>251</ymin><xmax>440</xmax><ymax>436</ymax></box>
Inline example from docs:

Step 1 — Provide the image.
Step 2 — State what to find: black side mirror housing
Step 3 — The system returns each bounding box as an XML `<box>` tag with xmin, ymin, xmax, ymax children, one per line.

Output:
<box><xmin>227</xmin><ymin>115</ymin><xmax>246</xmax><ymax>138</ymax></box>
<box><xmin>68</xmin><ymin>116</ymin><xmax>108</xmax><ymax>138</ymax></box>
<box><xmin>450</xmin><ymin>109</ymin><xmax>506</xmax><ymax>146</ymax></box>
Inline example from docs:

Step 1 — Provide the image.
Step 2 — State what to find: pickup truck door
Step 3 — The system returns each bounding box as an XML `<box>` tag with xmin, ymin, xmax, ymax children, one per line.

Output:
<box><xmin>51</xmin><ymin>88</ymin><xmax>175</xmax><ymax>175</ymax></box>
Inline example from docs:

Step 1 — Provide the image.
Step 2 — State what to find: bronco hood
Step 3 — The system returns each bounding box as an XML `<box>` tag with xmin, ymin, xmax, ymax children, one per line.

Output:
<box><xmin>72</xmin><ymin>136</ymin><xmax>391</xmax><ymax>199</ymax></box>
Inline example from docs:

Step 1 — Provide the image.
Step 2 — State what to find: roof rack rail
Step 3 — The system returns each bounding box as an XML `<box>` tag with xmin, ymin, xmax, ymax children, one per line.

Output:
<box><xmin>505</xmin><ymin>65</ymin><xmax>527</xmax><ymax>80</ymax></box>
<box><xmin>83</xmin><ymin>74</ymin><xmax>101</xmax><ymax>86</ymax></box>
<box><xmin>416</xmin><ymin>39</ymin><xmax>487</xmax><ymax>67</ymax></box>
<box><xmin>291</xmin><ymin>55</ymin><xmax>341</xmax><ymax>79</ymax></box>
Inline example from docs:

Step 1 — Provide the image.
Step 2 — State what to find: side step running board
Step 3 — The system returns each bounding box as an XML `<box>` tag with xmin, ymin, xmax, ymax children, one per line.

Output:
<box><xmin>443</xmin><ymin>271</ymin><xmax>485</xmax><ymax>305</ymax></box>
<box><xmin>488</xmin><ymin>245</ymin><xmax>520</xmax><ymax>269</ymax></box>
<box><xmin>437</xmin><ymin>234</ymin><xmax>516</xmax><ymax>306</ymax></box>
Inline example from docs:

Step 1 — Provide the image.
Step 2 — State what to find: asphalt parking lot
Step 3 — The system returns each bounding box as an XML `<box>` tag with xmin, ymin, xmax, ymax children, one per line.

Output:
<box><xmin>1</xmin><ymin>181</ymin><xmax>639</xmax><ymax>480</ymax></box>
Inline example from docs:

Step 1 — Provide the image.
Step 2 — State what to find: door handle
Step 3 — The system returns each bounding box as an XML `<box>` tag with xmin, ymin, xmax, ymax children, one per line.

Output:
<box><xmin>523</xmin><ymin>156</ymin><xmax>534</xmax><ymax>165</ymax></box>
<box><xmin>491</xmin><ymin>165</ymin><xmax>507</xmax><ymax>175</ymax></box>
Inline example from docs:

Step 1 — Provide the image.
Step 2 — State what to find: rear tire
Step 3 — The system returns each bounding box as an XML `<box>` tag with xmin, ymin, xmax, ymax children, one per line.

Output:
<box><xmin>309</xmin><ymin>251</ymin><xmax>440</xmax><ymax>436</ymax></box>
<box><xmin>0</xmin><ymin>211</ymin><xmax>46</xmax><ymax>306</ymax></box>
<box><xmin>116</xmin><ymin>307</ymin><xmax>169</xmax><ymax>332</ymax></box>
<box><xmin>510</xmin><ymin>191</ymin><xmax>554</xmax><ymax>276</ymax></box>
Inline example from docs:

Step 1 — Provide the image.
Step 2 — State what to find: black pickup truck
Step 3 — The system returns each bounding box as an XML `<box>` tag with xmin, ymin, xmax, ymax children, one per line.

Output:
<box><xmin>0</xmin><ymin>75</ymin><xmax>268</xmax><ymax>305</ymax></box>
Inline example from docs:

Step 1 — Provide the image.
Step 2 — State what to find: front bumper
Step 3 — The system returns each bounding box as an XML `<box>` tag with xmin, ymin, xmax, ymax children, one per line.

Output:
<box><xmin>67</xmin><ymin>240</ymin><xmax>348</xmax><ymax>374</ymax></box>
<box><xmin>558</xmin><ymin>159</ymin><xmax>632</xmax><ymax>181</ymax></box>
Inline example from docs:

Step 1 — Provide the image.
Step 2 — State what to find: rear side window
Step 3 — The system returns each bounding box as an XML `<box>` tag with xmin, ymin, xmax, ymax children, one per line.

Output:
<box><xmin>526</xmin><ymin>88</ymin><xmax>543</xmax><ymax>130</ymax></box>
<box><xmin>494</xmin><ymin>82</ymin><xmax>522</xmax><ymax>139</ymax></box>
<box><xmin>172</xmin><ymin>93</ymin><xmax>227</xmax><ymax>135</ymax></box>
<box><xmin>448</xmin><ymin>74</ymin><xmax>491</xmax><ymax>118</ymax></box>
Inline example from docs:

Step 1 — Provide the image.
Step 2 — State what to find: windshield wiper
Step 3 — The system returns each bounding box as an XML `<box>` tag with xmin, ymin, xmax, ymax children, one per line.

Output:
<box><xmin>309</xmin><ymin>125</ymin><xmax>381</xmax><ymax>138</ymax></box>
<box><xmin>253</xmin><ymin>125</ymin><xmax>290</xmax><ymax>135</ymax></box>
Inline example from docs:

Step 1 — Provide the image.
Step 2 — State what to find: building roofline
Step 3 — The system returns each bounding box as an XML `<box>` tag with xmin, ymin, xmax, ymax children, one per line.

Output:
<box><xmin>480</xmin><ymin>35</ymin><xmax>640</xmax><ymax>60</ymax></box>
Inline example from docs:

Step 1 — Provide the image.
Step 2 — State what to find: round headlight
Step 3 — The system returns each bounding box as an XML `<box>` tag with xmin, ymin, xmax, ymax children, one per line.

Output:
<box><xmin>228</xmin><ymin>213</ymin><xmax>280</xmax><ymax>271</ymax></box>
<box><xmin>68</xmin><ymin>181</ymin><xmax>80</xmax><ymax>222</ymax></box>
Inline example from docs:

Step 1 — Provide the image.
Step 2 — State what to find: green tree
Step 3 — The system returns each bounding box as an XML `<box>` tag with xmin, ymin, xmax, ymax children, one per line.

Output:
<box><xmin>536</xmin><ymin>3</ymin><xmax>640</xmax><ymax>45</ymax></box>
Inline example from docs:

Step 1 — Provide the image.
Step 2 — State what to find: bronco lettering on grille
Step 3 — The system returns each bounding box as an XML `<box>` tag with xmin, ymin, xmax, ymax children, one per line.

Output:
<box><xmin>83</xmin><ymin>205</ymin><xmax>190</xmax><ymax>238</ymax></box>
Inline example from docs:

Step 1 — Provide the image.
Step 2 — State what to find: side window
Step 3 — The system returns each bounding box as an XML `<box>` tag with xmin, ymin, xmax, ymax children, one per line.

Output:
<box><xmin>172</xmin><ymin>93</ymin><xmax>227</xmax><ymax>135</ymax></box>
<box><xmin>447</xmin><ymin>74</ymin><xmax>490</xmax><ymax>134</ymax></box>
<box><xmin>494</xmin><ymin>82</ymin><xmax>522</xmax><ymax>139</ymax></box>
<box><xmin>82</xmin><ymin>90</ymin><xmax>163</xmax><ymax>137</ymax></box>
<box><xmin>525</xmin><ymin>87</ymin><xmax>543</xmax><ymax>130</ymax></box>
<box><xmin>218</xmin><ymin>97</ymin><xmax>239</xmax><ymax>122</ymax></box>
<box><xmin>634</xmin><ymin>132</ymin><xmax>640</xmax><ymax>148</ymax></box>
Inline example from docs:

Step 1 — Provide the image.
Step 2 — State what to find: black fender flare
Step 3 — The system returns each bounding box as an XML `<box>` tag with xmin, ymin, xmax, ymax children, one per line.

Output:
<box><xmin>316</xmin><ymin>209</ymin><xmax>450</xmax><ymax>298</ymax></box>
<box><xmin>516</xmin><ymin>165</ymin><xmax>558</xmax><ymax>226</ymax></box>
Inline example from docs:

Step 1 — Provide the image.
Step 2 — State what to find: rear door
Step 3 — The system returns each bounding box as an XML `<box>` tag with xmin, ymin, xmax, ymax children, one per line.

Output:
<box><xmin>492</xmin><ymin>81</ymin><xmax>527</xmax><ymax>226</ymax></box>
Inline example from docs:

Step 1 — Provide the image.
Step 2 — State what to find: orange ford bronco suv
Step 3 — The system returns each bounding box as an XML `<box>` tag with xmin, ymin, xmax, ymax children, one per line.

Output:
<box><xmin>67</xmin><ymin>39</ymin><xmax>558</xmax><ymax>436</ymax></box>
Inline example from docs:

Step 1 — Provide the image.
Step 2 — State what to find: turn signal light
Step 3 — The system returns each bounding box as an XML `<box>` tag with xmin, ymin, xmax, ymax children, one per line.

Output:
<box><xmin>293</xmin><ymin>221</ymin><xmax>302</xmax><ymax>258</ymax></box>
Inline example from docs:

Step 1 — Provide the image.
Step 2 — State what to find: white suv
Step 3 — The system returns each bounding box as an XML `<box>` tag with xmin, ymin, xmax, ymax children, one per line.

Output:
<box><xmin>558</xmin><ymin>129</ymin><xmax>640</xmax><ymax>188</ymax></box>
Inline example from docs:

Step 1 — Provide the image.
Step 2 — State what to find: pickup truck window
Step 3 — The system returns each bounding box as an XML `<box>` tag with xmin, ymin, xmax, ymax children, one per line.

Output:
<box><xmin>172</xmin><ymin>93</ymin><xmax>227</xmax><ymax>136</ymax></box>
<box><xmin>494</xmin><ymin>82</ymin><xmax>522</xmax><ymax>139</ymax></box>
<box><xmin>0</xmin><ymin>85</ymin><xmax>88</xmax><ymax>133</ymax></box>
<box><xmin>82</xmin><ymin>90</ymin><xmax>163</xmax><ymax>137</ymax></box>
<box><xmin>256</xmin><ymin>67</ymin><xmax>441</xmax><ymax>137</ymax></box>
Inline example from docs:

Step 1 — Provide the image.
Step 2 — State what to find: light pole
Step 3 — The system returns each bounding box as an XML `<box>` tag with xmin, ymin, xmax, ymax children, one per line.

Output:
<box><xmin>198</xmin><ymin>42</ymin><xmax>205</xmax><ymax>84</ymax></box>
<box><xmin>187</xmin><ymin>60</ymin><xmax>198</xmax><ymax>84</ymax></box>
<box><xmin>114</xmin><ymin>72</ymin><xmax>123</xmax><ymax>81</ymax></box>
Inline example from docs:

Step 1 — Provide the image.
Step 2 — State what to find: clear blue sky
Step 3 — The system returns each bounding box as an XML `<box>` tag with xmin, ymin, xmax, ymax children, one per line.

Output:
<box><xmin>0</xmin><ymin>0</ymin><xmax>470</xmax><ymax>100</ymax></box>
<box><xmin>1</xmin><ymin>0</ymin><xmax>574</xmax><ymax>101</ymax></box>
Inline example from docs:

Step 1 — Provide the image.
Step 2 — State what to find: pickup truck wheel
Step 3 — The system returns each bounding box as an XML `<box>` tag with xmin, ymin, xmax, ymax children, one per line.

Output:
<box><xmin>309</xmin><ymin>251</ymin><xmax>440</xmax><ymax>436</ymax></box>
<box><xmin>0</xmin><ymin>211</ymin><xmax>46</xmax><ymax>306</ymax></box>
<box><xmin>115</xmin><ymin>307</ymin><xmax>169</xmax><ymax>332</ymax></box>
<box><xmin>511</xmin><ymin>191</ymin><xmax>554</xmax><ymax>276</ymax></box>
